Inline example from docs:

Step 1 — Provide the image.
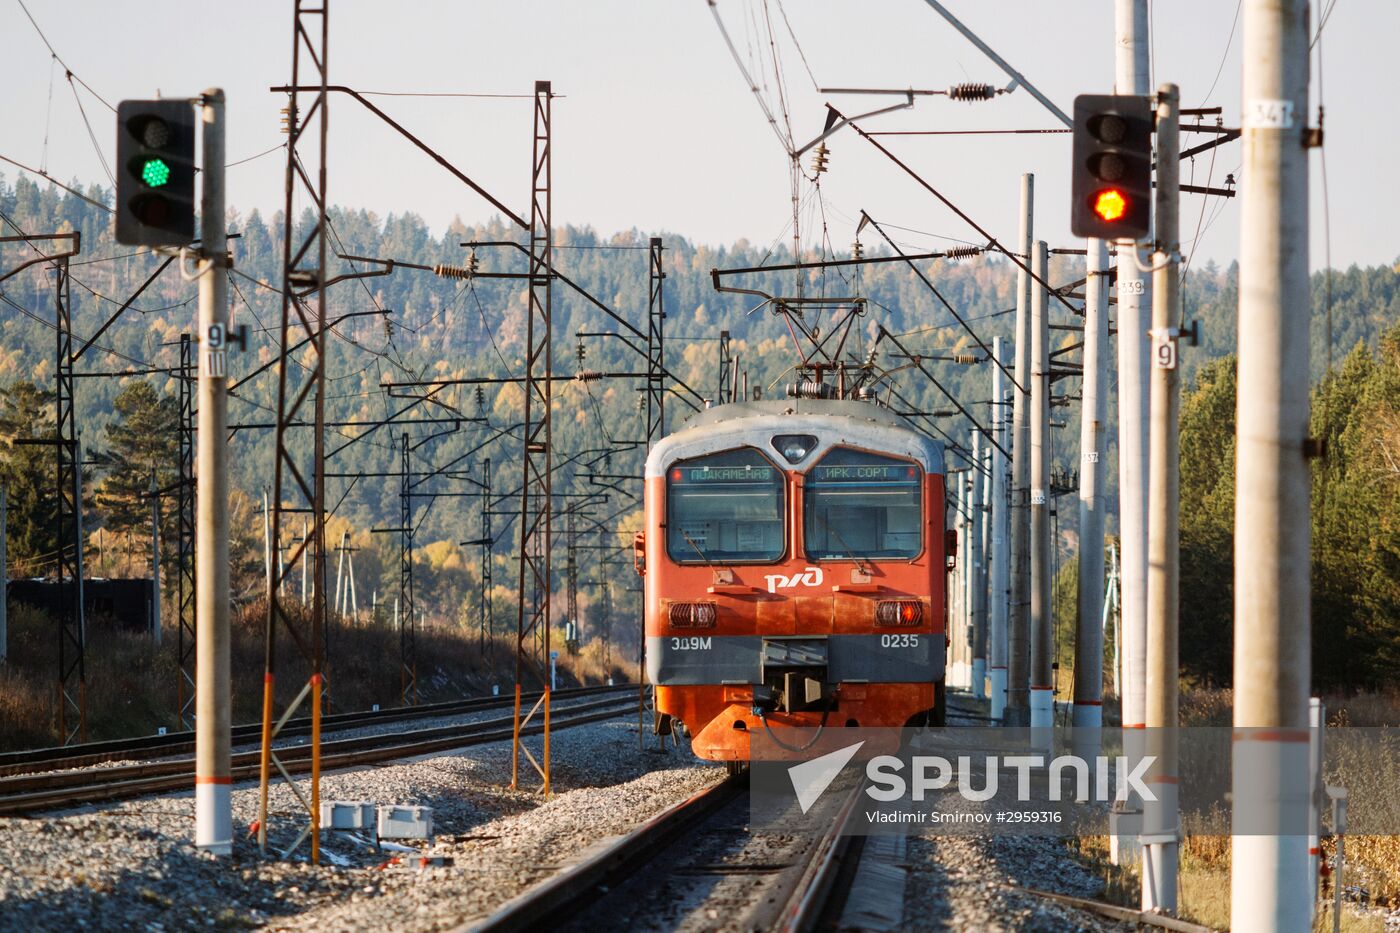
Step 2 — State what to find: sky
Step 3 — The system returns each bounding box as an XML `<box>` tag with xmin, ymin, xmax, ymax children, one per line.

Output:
<box><xmin>0</xmin><ymin>0</ymin><xmax>1394</xmax><ymax>271</ymax></box>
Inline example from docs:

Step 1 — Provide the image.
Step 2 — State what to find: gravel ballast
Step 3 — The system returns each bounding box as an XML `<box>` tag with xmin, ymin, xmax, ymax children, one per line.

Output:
<box><xmin>0</xmin><ymin>698</ymin><xmax>1224</xmax><ymax>931</ymax></box>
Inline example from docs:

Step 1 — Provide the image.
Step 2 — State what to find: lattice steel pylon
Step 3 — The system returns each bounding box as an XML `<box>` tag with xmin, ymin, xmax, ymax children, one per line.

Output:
<box><xmin>1</xmin><ymin>232</ymin><xmax>80</xmax><ymax>743</ymax></box>
<box><xmin>639</xmin><ymin>236</ymin><xmax>666</xmax><ymax>749</ymax></box>
<box><xmin>511</xmin><ymin>80</ymin><xmax>554</xmax><ymax>794</ymax></box>
<box><xmin>645</xmin><ymin>238</ymin><xmax>666</xmax><ymax>442</ymax></box>
<box><xmin>257</xmin><ymin>0</ymin><xmax>329</xmax><ymax>863</ymax></box>
<box><xmin>398</xmin><ymin>432</ymin><xmax>417</xmax><ymax>706</ymax></box>
<box><xmin>53</xmin><ymin>257</ymin><xmax>85</xmax><ymax>745</ymax></box>
<box><xmin>176</xmin><ymin>333</ymin><xmax>196</xmax><ymax>730</ymax></box>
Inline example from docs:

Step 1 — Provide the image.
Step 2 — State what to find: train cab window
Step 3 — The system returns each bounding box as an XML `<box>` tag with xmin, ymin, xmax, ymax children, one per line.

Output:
<box><xmin>804</xmin><ymin>448</ymin><xmax>923</xmax><ymax>560</ymax></box>
<box><xmin>666</xmin><ymin>448</ymin><xmax>785</xmax><ymax>563</ymax></box>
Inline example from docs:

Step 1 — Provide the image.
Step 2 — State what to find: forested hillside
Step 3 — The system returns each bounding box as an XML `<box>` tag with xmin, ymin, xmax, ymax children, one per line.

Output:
<box><xmin>2</xmin><ymin>172</ymin><xmax>1398</xmax><ymax>677</ymax></box>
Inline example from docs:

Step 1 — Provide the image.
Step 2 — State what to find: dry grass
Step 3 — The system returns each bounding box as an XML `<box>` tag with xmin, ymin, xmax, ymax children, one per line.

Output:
<box><xmin>0</xmin><ymin>658</ymin><xmax>53</xmax><ymax>749</ymax></box>
<box><xmin>1067</xmin><ymin>835</ymin><xmax>1387</xmax><ymax>931</ymax></box>
<box><xmin>1058</xmin><ymin>686</ymin><xmax>1400</xmax><ymax>930</ymax></box>
<box><xmin>0</xmin><ymin>597</ymin><xmax>634</xmax><ymax>752</ymax></box>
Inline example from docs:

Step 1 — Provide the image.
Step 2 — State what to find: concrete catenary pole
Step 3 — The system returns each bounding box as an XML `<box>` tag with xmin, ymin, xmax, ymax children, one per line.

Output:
<box><xmin>1113</xmin><ymin>0</ymin><xmax>1151</xmax><ymax>734</ymax></box>
<box><xmin>972</xmin><ymin>434</ymin><xmax>988</xmax><ymax>700</ymax></box>
<box><xmin>334</xmin><ymin>529</ymin><xmax>347</xmax><ymax>617</ymax></box>
<box><xmin>957</xmin><ymin>448</ymin><xmax>968</xmax><ymax>683</ymax></box>
<box><xmin>1029</xmin><ymin>241</ymin><xmax>1053</xmax><ymax>732</ymax></box>
<box><xmin>1107</xmin><ymin>542</ymin><xmax>1121</xmax><ymax>693</ymax></box>
<box><xmin>950</xmin><ymin>467</ymin><xmax>967</xmax><ymax>688</ymax></box>
<box><xmin>1232</xmin><ymin>0</ymin><xmax>1312</xmax><ymax>928</ymax></box>
<box><xmin>1143</xmin><ymin>82</ymin><xmax>1182</xmax><ymax>914</ymax></box>
<box><xmin>968</xmin><ymin>431</ymin><xmax>991</xmax><ymax>694</ymax></box>
<box><xmin>988</xmin><ymin>339</ymin><xmax>1010</xmax><ymax>720</ymax></box>
<box><xmin>1074</xmin><ymin>236</ymin><xmax>1110</xmax><ymax>753</ymax></box>
<box><xmin>1112</xmin><ymin>0</ymin><xmax>1153</xmax><ymax>865</ymax></box>
<box><xmin>1006</xmin><ymin>174</ymin><xmax>1034</xmax><ymax>726</ymax></box>
<box><xmin>194</xmin><ymin>88</ymin><xmax>232</xmax><ymax>856</ymax></box>
<box><xmin>347</xmin><ymin>548</ymin><xmax>358</xmax><ymax>622</ymax></box>
<box><xmin>150</xmin><ymin>472</ymin><xmax>161</xmax><ymax>646</ymax></box>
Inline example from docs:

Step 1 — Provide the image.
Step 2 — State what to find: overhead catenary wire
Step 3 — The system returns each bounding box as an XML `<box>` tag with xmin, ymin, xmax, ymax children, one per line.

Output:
<box><xmin>14</xmin><ymin>0</ymin><xmax>115</xmax><ymax>112</ymax></box>
<box><xmin>1199</xmin><ymin>0</ymin><xmax>1243</xmax><ymax>107</ymax></box>
<box><xmin>862</xmin><ymin>213</ymin><xmax>1023</xmax><ymax>394</ymax></box>
<box><xmin>67</xmin><ymin>78</ymin><xmax>114</xmax><ymax>187</ymax></box>
<box><xmin>839</xmin><ymin>112</ymin><xmax>1081</xmax><ymax>318</ymax></box>
<box><xmin>0</xmin><ymin>157</ymin><xmax>112</xmax><ymax>212</ymax></box>
<box><xmin>0</xmin><ymin>291</ymin><xmax>152</xmax><ymax>370</ymax></box>
<box><xmin>706</xmin><ymin>0</ymin><xmax>793</xmax><ymax>154</ymax></box>
<box><xmin>39</xmin><ymin>53</ymin><xmax>56</xmax><ymax>173</ymax></box>
<box><xmin>224</xmin><ymin>143</ymin><xmax>287</xmax><ymax>169</ymax></box>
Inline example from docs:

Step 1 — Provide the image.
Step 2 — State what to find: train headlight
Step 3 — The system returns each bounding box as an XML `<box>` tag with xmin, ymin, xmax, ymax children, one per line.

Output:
<box><xmin>875</xmin><ymin>600</ymin><xmax>922</xmax><ymax>626</ymax></box>
<box><xmin>668</xmin><ymin>601</ymin><xmax>717</xmax><ymax>628</ymax></box>
<box><xmin>771</xmin><ymin>434</ymin><xmax>818</xmax><ymax>464</ymax></box>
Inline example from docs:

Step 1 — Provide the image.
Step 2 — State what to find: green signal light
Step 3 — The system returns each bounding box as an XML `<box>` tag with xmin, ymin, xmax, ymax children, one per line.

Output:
<box><xmin>141</xmin><ymin>158</ymin><xmax>171</xmax><ymax>187</ymax></box>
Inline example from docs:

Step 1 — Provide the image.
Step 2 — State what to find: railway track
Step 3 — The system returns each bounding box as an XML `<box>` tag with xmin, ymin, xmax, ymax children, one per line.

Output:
<box><xmin>0</xmin><ymin>683</ymin><xmax>628</xmax><ymax>778</ymax></box>
<box><xmin>473</xmin><ymin>772</ymin><xmax>869</xmax><ymax>932</ymax></box>
<box><xmin>0</xmin><ymin>687</ymin><xmax>635</xmax><ymax>817</ymax></box>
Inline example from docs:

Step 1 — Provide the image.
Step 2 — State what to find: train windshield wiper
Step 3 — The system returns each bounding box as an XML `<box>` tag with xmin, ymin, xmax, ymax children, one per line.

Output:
<box><xmin>814</xmin><ymin>511</ymin><xmax>871</xmax><ymax>575</ymax></box>
<box><xmin>682</xmin><ymin>531</ymin><xmax>715</xmax><ymax>566</ymax></box>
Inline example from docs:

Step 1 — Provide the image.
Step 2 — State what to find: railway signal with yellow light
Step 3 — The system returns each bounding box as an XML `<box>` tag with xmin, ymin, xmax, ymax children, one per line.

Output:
<box><xmin>1071</xmin><ymin>93</ymin><xmax>1153</xmax><ymax>240</ymax></box>
<box><xmin>115</xmin><ymin>100</ymin><xmax>196</xmax><ymax>246</ymax></box>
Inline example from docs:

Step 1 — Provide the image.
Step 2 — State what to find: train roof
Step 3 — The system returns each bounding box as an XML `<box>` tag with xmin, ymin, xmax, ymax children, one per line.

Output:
<box><xmin>645</xmin><ymin>398</ymin><xmax>946</xmax><ymax>478</ymax></box>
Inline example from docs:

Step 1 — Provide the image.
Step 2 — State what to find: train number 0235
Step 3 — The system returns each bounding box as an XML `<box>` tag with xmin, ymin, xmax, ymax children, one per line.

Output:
<box><xmin>670</xmin><ymin>636</ymin><xmax>712</xmax><ymax>651</ymax></box>
<box><xmin>880</xmin><ymin>633</ymin><xmax>920</xmax><ymax>648</ymax></box>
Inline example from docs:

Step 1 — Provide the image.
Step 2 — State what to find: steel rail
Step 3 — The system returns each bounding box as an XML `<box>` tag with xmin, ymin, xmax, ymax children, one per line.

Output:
<box><xmin>471</xmin><ymin>775</ymin><xmax>747</xmax><ymax>932</ymax></box>
<box><xmin>775</xmin><ymin>778</ymin><xmax>866</xmax><ymax>932</ymax></box>
<box><xmin>471</xmin><ymin>775</ymin><xmax>867</xmax><ymax>933</ymax></box>
<box><xmin>0</xmin><ymin>694</ymin><xmax>634</xmax><ymax>816</ymax></box>
<box><xmin>0</xmin><ymin>684</ymin><xmax>630</xmax><ymax>778</ymax></box>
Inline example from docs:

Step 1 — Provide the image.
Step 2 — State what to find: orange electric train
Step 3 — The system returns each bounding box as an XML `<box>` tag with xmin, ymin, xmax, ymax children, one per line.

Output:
<box><xmin>636</xmin><ymin>396</ymin><xmax>950</xmax><ymax>766</ymax></box>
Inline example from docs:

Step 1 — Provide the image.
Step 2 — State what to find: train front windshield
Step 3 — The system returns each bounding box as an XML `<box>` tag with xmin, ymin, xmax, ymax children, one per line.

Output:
<box><xmin>804</xmin><ymin>448</ymin><xmax>923</xmax><ymax>560</ymax></box>
<box><xmin>666</xmin><ymin>448</ymin><xmax>785</xmax><ymax>563</ymax></box>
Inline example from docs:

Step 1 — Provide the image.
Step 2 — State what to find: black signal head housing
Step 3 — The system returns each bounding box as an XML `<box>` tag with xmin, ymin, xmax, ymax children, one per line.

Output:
<box><xmin>1071</xmin><ymin>93</ymin><xmax>1154</xmax><ymax>241</ymax></box>
<box><xmin>115</xmin><ymin>99</ymin><xmax>196</xmax><ymax>247</ymax></box>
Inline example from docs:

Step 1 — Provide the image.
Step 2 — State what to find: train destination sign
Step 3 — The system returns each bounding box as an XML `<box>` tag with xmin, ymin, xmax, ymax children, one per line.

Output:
<box><xmin>810</xmin><ymin>463</ymin><xmax>918</xmax><ymax>483</ymax></box>
<box><xmin>670</xmin><ymin>465</ymin><xmax>776</xmax><ymax>484</ymax></box>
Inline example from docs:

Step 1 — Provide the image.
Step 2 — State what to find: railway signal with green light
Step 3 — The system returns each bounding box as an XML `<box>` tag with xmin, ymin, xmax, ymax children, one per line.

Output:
<box><xmin>116</xmin><ymin>100</ymin><xmax>196</xmax><ymax>246</ymax></box>
<box><xmin>1070</xmin><ymin>93</ymin><xmax>1153</xmax><ymax>240</ymax></box>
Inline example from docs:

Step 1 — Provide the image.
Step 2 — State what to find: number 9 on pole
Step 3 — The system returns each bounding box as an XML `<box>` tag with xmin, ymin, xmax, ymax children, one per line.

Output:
<box><xmin>1153</xmin><ymin>331</ymin><xmax>1178</xmax><ymax>370</ymax></box>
